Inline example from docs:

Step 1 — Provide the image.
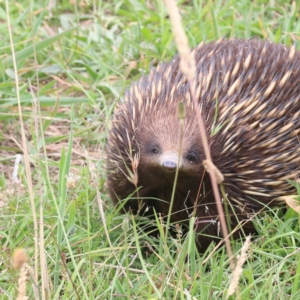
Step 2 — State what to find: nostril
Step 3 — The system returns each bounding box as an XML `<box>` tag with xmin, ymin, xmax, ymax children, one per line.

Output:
<box><xmin>162</xmin><ymin>161</ymin><xmax>177</xmax><ymax>170</ymax></box>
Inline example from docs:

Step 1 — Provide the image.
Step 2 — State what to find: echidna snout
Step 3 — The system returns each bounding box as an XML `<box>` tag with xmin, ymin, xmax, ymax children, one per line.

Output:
<box><xmin>159</xmin><ymin>151</ymin><xmax>180</xmax><ymax>171</ymax></box>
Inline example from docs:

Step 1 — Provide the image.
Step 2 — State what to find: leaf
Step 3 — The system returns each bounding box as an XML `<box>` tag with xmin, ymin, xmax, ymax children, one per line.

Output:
<box><xmin>5</xmin><ymin>27</ymin><xmax>78</xmax><ymax>64</ymax></box>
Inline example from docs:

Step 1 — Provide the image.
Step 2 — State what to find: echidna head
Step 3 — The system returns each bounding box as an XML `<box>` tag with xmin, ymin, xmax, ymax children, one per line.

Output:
<box><xmin>141</xmin><ymin>139</ymin><xmax>201</xmax><ymax>172</ymax></box>
<box><xmin>136</xmin><ymin>107</ymin><xmax>205</xmax><ymax>185</ymax></box>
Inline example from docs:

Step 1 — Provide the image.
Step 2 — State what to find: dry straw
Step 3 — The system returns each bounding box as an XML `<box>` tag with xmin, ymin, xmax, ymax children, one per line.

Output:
<box><xmin>227</xmin><ymin>236</ymin><xmax>251</xmax><ymax>299</ymax></box>
<box><xmin>6</xmin><ymin>0</ymin><xmax>39</xmax><ymax>286</ymax></box>
<box><xmin>13</xmin><ymin>249</ymin><xmax>33</xmax><ymax>300</ymax></box>
<box><xmin>163</xmin><ymin>0</ymin><xmax>234</xmax><ymax>266</ymax></box>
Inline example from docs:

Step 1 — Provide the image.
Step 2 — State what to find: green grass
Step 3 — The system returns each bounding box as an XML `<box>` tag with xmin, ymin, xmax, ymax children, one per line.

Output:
<box><xmin>1</xmin><ymin>0</ymin><xmax>300</xmax><ymax>299</ymax></box>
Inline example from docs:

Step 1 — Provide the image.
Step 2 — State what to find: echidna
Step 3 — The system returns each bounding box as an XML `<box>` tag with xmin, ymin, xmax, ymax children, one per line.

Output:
<box><xmin>106</xmin><ymin>39</ymin><xmax>300</xmax><ymax>251</ymax></box>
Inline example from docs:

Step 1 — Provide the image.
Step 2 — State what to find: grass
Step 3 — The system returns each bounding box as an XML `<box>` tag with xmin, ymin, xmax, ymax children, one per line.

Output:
<box><xmin>0</xmin><ymin>0</ymin><xmax>300</xmax><ymax>299</ymax></box>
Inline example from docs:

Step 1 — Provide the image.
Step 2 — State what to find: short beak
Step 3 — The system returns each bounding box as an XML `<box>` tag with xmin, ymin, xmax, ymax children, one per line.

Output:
<box><xmin>159</xmin><ymin>151</ymin><xmax>181</xmax><ymax>171</ymax></box>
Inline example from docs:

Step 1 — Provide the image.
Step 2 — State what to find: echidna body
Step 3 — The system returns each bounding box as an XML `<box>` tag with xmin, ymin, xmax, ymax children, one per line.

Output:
<box><xmin>106</xmin><ymin>39</ymin><xmax>300</xmax><ymax>251</ymax></box>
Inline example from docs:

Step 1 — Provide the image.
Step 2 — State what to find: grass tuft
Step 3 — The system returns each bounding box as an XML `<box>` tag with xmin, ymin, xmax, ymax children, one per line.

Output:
<box><xmin>1</xmin><ymin>0</ymin><xmax>300</xmax><ymax>299</ymax></box>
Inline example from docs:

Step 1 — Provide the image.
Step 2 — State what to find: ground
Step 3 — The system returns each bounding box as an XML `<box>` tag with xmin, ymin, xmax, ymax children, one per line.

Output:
<box><xmin>0</xmin><ymin>1</ymin><xmax>300</xmax><ymax>299</ymax></box>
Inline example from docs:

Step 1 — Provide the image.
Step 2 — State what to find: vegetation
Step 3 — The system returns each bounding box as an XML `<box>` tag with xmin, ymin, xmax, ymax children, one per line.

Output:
<box><xmin>0</xmin><ymin>0</ymin><xmax>300</xmax><ymax>299</ymax></box>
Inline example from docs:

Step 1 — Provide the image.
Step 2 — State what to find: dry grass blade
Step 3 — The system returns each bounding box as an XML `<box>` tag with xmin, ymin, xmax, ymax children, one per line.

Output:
<box><xmin>163</xmin><ymin>0</ymin><xmax>234</xmax><ymax>267</ymax></box>
<box><xmin>279</xmin><ymin>195</ymin><xmax>300</xmax><ymax>214</ymax></box>
<box><xmin>227</xmin><ymin>236</ymin><xmax>251</xmax><ymax>299</ymax></box>
<box><xmin>5</xmin><ymin>0</ymin><xmax>39</xmax><ymax>291</ymax></box>
<box><xmin>13</xmin><ymin>249</ymin><xmax>34</xmax><ymax>300</ymax></box>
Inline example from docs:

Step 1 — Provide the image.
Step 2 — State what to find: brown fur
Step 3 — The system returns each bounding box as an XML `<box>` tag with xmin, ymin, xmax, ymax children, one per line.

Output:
<box><xmin>106</xmin><ymin>39</ymin><xmax>300</xmax><ymax>252</ymax></box>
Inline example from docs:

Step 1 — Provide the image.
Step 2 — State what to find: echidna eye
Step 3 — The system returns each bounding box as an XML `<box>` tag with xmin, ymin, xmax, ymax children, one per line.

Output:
<box><xmin>146</xmin><ymin>144</ymin><xmax>161</xmax><ymax>155</ymax></box>
<box><xmin>185</xmin><ymin>152</ymin><xmax>198</xmax><ymax>164</ymax></box>
<box><xmin>151</xmin><ymin>148</ymin><xmax>159</xmax><ymax>154</ymax></box>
